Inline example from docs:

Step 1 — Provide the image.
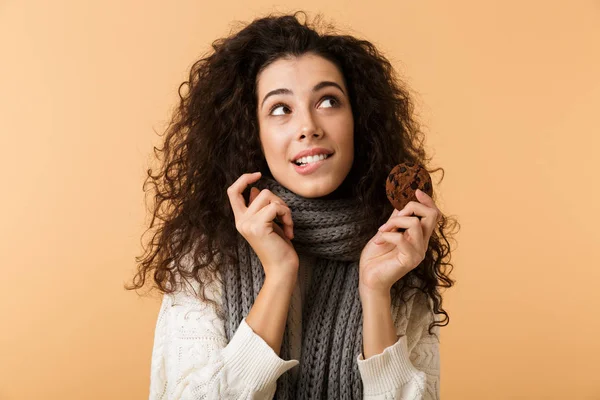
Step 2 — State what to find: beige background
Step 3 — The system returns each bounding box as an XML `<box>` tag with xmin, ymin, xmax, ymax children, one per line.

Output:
<box><xmin>1</xmin><ymin>1</ymin><xmax>599</xmax><ymax>399</ymax></box>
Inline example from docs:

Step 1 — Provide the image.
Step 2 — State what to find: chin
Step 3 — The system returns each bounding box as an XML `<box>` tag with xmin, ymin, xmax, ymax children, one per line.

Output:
<box><xmin>296</xmin><ymin>179</ymin><xmax>350</xmax><ymax>200</ymax></box>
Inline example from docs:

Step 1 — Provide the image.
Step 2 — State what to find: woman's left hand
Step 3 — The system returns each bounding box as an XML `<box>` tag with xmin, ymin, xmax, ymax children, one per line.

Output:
<box><xmin>359</xmin><ymin>189</ymin><xmax>441</xmax><ymax>295</ymax></box>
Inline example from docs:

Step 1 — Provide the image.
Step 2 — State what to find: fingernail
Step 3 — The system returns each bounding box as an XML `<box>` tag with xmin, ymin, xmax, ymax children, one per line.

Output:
<box><xmin>378</xmin><ymin>224</ymin><xmax>387</xmax><ymax>231</ymax></box>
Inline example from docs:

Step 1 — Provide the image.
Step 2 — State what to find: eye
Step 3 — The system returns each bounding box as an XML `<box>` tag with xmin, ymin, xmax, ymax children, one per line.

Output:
<box><xmin>319</xmin><ymin>95</ymin><xmax>340</xmax><ymax>109</ymax></box>
<box><xmin>269</xmin><ymin>103</ymin><xmax>290</xmax><ymax>116</ymax></box>
<box><xmin>268</xmin><ymin>95</ymin><xmax>341</xmax><ymax>116</ymax></box>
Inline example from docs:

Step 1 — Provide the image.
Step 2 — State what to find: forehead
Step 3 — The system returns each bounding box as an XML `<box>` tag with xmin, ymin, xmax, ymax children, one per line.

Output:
<box><xmin>256</xmin><ymin>53</ymin><xmax>345</xmax><ymax>95</ymax></box>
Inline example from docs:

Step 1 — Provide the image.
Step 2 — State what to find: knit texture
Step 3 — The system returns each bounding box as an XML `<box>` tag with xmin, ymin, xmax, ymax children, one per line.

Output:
<box><xmin>222</xmin><ymin>176</ymin><xmax>380</xmax><ymax>399</ymax></box>
<box><xmin>147</xmin><ymin>253</ymin><xmax>441</xmax><ymax>399</ymax></box>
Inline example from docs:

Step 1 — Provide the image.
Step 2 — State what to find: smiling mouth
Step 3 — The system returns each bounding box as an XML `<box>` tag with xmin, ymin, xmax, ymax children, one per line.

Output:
<box><xmin>291</xmin><ymin>154</ymin><xmax>333</xmax><ymax>166</ymax></box>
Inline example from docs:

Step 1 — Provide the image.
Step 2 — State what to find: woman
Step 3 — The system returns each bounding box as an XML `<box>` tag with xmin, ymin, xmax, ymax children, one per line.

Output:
<box><xmin>127</xmin><ymin>10</ymin><xmax>457</xmax><ymax>400</ymax></box>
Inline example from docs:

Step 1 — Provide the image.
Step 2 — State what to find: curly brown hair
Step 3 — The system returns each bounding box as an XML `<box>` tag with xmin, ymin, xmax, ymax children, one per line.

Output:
<box><xmin>125</xmin><ymin>10</ymin><xmax>459</xmax><ymax>336</ymax></box>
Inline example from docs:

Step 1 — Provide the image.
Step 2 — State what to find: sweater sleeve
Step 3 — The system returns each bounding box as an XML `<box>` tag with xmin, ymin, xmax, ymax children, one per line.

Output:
<box><xmin>148</xmin><ymin>279</ymin><xmax>299</xmax><ymax>400</ymax></box>
<box><xmin>355</xmin><ymin>295</ymin><xmax>441</xmax><ymax>400</ymax></box>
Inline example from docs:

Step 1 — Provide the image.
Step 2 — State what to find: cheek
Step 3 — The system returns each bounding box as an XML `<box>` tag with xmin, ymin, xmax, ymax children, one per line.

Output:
<box><xmin>260</xmin><ymin>135</ymin><xmax>289</xmax><ymax>163</ymax></box>
<box><xmin>340</xmin><ymin>131</ymin><xmax>354</xmax><ymax>155</ymax></box>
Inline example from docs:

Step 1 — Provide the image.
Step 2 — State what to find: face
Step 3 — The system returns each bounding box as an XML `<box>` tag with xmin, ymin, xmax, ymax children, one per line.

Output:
<box><xmin>255</xmin><ymin>53</ymin><xmax>354</xmax><ymax>199</ymax></box>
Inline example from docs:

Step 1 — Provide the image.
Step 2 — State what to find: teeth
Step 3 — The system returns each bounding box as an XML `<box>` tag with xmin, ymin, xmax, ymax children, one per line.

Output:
<box><xmin>295</xmin><ymin>154</ymin><xmax>329</xmax><ymax>165</ymax></box>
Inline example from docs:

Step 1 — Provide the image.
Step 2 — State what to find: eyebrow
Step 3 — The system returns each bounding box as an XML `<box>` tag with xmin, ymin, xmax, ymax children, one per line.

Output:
<box><xmin>260</xmin><ymin>81</ymin><xmax>345</xmax><ymax>110</ymax></box>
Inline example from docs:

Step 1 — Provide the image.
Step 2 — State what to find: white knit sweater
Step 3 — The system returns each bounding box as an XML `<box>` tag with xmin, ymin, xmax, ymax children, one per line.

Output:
<box><xmin>148</xmin><ymin>252</ymin><xmax>440</xmax><ymax>399</ymax></box>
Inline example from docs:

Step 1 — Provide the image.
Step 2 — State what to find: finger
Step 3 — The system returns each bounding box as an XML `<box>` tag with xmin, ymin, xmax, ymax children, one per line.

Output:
<box><xmin>394</xmin><ymin>201</ymin><xmax>440</xmax><ymax>241</ymax></box>
<box><xmin>381</xmin><ymin>206</ymin><xmax>428</xmax><ymax>230</ymax></box>
<box><xmin>255</xmin><ymin>198</ymin><xmax>292</xmax><ymax>230</ymax></box>
<box><xmin>227</xmin><ymin>172</ymin><xmax>262</xmax><ymax>219</ymax></box>
<box><xmin>378</xmin><ymin>215</ymin><xmax>424</xmax><ymax>252</ymax></box>
<box><xmin>382</xmin><ymin>207</ymin><xmax>406</xmax><ymax>228</ymax></box>
<box><xmin>245</xmin><ymin>189</ymin><xmax>294</xmax><ymax>239</ymax></box>
<box><xmin>256</xmin><ymin>202</ymin><xmax>295</xmax><ymax>240</ymax></box>
<box><xmin>388</xmin><ymin>198</ymin><xmax>430</xmax><ymax>222</ymax></box>
<box><xmin>246</xmin><ymin>188</ymin><xmax>285</xmax><ymax>216</ymax></box>
<box><xmin>395</xmin><ymin>201</ymin><xmax>431</xmax><ymax>218</ymax></box>
<box><xmin>416</xmin><ymin>189</ymin><xmax>436</xmax><ymax>208</ymax></box>
<box><xmin>377</xmin><ymin>231</ymin><xmax>422</xmax><ymax>266</ymax></box>
<box><xmin>272</xmin><ymin>220</ymin><xmax>288</xmax><ymax>241</ymax></box>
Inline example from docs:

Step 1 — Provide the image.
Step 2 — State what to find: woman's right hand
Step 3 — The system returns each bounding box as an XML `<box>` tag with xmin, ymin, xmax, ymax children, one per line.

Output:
<box><xmin>227</xmin><ymin>172</ymin><xmax>299</xmax><ymax>284</ymax></box>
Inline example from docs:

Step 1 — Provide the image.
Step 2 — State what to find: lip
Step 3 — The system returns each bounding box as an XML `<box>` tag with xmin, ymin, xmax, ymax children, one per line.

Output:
<box><xmin>291</xmin><ymin>147</ymin><xmax>334</xmax><ymax>162</ymax></box>
<box><xmin>291</xmin><ymin>154</ymin><xmax>332</xmax><ymax>175</ymax></box>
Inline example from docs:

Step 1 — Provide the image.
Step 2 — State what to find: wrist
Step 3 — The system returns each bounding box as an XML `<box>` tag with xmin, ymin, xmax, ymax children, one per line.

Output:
<box><xmin>359</xmin><ymin>286</ymin><xmax>391</xmax><ymax>304</ymax></box>
<box><xmin>264</xmin><ymin>274</ymin><xmax>297</xmax><ymax>293</ymax></box>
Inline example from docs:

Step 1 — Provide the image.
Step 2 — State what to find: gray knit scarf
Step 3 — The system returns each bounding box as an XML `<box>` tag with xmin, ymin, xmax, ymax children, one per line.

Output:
<box><xmin>222</xmin><ymin>176</ymin><xmax>375</xmax><ymax>399</ymax></box>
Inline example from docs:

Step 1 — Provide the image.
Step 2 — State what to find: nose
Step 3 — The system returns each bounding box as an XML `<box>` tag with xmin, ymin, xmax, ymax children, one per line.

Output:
<box><xmin>297</xmin><ymin>112</ymin><xmax>323</xmax><ymax>140</ymax></box>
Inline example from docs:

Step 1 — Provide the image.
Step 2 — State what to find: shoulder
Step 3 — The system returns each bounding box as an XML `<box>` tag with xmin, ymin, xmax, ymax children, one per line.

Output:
<box><xmin>168</xmin><ymin>247</ymin><xmax>225</xmax><ymax>303</ymax></box>
<box><xmin>155</xmin><ymin>272</ymin><xmax>227</xmax><ymax>348</ymax></box>
<box><xmin>159</xmin><ymin>249</ymin><xmax>227</xmax><ymax>334</ymax></box>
